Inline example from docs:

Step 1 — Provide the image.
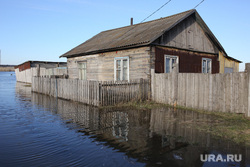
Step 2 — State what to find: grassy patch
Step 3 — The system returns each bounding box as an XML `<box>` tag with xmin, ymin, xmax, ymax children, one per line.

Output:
<box><xmin>103</xmin><ymin>101</ymin><xmax>250</xmax><ymax>146</ymax></box>
<box><xmin>196</xmin><ymin>112</ymin><xmax>250</xmax><ymax>146</ymax></box>
<box><xmin>100</xmin><ymin>100</ymin><xmax>172</xmax><ymax>110</ymax></box>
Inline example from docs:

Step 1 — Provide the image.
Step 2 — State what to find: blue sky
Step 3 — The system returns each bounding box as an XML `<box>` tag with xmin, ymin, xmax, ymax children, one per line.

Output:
<box><xmin>0</xmin><ymin>0</ymin><xmax>249</xmax><ymax>71</ymax></box>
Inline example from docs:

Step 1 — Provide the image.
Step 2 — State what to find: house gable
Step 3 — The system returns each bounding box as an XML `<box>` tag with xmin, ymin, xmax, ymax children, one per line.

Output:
<box><xmin>153</xmin><ymin>14</ymin><xmax>219</xmax><ymax>54</ymax></box>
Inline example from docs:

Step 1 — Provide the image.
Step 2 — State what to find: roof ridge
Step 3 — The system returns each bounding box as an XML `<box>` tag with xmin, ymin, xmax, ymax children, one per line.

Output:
<box><xmin>100</xmin><ymin>9</ymin><xmax>195</xmax><ymax>33</ymax></box>
<box><xmin>60</xmin><ymin>9</ymin><xmax>200</xmax><ymax>58</ymax></box>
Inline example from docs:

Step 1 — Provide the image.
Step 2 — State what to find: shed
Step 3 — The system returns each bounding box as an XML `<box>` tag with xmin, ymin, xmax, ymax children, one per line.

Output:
<box><xmin>15</xmin><ymin>61</ymin><xmax>67</xmax><ymax>83</ymax></box>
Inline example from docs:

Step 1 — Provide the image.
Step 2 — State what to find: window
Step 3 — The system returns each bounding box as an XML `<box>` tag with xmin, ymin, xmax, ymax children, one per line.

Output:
<box><xmin>224</xmin><ymin>67</ymin><xmax>233</xmax><ymax>74</ymax></box>
<box><xmin>112</xmin><ymin>112</ymin><xmax>129</xmax><ymax>141</ymax></box>
<box><xmin>165</xmin><ymin>55</ymin><xmax>178</xmax><ymax>73</ymax></box>
<box><xmin>78</xmin><ymin>61</ymin><xmax>87</xmax><ymax>80</ymax></box>
<box><xmin>114</xmin><ymin>57</ymin><xmax>129</xmax><ymax>81</ymax></box>
<box><xmin>202</xmin><ymin>58</ymin><xmax>212</xmax><ymax>73</ymax></box>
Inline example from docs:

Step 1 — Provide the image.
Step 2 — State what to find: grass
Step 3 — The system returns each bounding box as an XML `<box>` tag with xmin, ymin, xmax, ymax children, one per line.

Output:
<box><xmin>103</xmin><ymin>101</ymin><xmax>250</xmax><ymax>146</ymax></box>
<box><xmin>100</xmin><ymin>100</ymin><xmax>172</xmax><ymax>110</ymax></box>
<box><xmin>195</xmin><ymin>112</ymin><xmax>250</xmax><ymax>146</ymax></box>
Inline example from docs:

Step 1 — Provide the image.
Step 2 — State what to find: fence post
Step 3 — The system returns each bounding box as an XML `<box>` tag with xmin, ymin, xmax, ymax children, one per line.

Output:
<box><xmin>99</xmin><ymin>82</ymin><xmax>102</xmax><ymax>106</ymax></box>
<box><xmin>55</xmin><ymin>77</ymin><xmax>58</xmax><ymax>98</ymax></box>
<box><xmin>246</xmin><ymin>63</ymin><xmax>250</xmax><ymax>117</ymax></box>
<box><xmin>151</xmin><ymin>69</ymin><xmax>155</xmax><ymax>101</ymax></box>
<box><xmin>36</xmin><ymin>64</ymin><xmax>40</xmax><ymax>77</ymax></box>
<box><xmin>139</xmin><ymin>78</ymin><xmax>143</xmax><ymax>102</ymax></box>
<box><xmin>173</xmin><ymin>63</ymin><xmax>179</xmax><ymax>107</ymax></box>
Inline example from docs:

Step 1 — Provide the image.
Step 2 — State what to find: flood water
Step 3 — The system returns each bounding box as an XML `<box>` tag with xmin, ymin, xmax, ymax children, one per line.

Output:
<box><xmin>0</xmin><ymin>71</ymin><xmax>249</xmax><ymax>167</ymax></box>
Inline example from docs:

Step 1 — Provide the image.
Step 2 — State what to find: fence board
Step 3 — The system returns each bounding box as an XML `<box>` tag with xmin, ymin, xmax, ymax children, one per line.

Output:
<box><xmin>151</xmin><ymin>71</ymin><xmax>249</xmax><ymax>116</ymax></box>
<box><xmin>32</xmin><ymin>77</ymin><xmax>149</xmax><ymax>106</ymax></box>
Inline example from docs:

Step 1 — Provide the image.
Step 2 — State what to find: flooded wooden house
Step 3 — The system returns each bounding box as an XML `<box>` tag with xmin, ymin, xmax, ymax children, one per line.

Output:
<box><xmin>61</xmin><ymin>9</ymin><xmax>241</xmax><ymax>81</ymax></box>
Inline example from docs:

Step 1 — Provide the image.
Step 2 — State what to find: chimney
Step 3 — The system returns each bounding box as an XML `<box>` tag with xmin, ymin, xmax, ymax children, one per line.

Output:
<box><xmin>130</xmin><ymin>17</ymin><xmax>133</xmax><ymax>26</ymax></box>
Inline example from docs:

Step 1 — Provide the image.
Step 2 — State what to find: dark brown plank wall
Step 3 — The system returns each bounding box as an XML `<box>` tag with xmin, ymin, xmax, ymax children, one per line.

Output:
<box><xmin>155</xmin><ymin>46</ymin><xmax>219</xmax><ymax>74</ymax></box>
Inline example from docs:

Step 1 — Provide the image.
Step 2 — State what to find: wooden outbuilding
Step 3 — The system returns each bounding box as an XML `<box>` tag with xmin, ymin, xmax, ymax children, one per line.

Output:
<box><xmin>15</xmin><ymin>61</ymin><xmax>67</xmax><ymax>83</ymax></box>
<box><xmin>61</xmin><ymin>9</ymin><xmax>241</xmax><ymax>81</ymax></box>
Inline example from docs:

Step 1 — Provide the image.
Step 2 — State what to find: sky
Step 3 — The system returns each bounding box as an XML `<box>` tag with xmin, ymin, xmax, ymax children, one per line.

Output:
<box><xmin>0</xmin><ymin>0</ymin><xmax>249</xmax><ymax>71</ymax></box>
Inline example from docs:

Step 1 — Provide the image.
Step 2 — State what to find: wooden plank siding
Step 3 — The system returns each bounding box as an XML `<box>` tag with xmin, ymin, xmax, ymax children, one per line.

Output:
<box><xmin>153</xmin><ymin>15</ymin><xmax>218</xmax><ymax>54</ymax></box>
<box><xmin>67</xmin><ymin>47</ymin><xmax>152</xmax><ymax>81</ymax></box>
<box><xmin>154</xmin><ymin>46</ymin><xmax>219</xmax><ymax>74</ymax></box>
<box><xmin>32</xmin><ymin>77</ymin><xmax>149</xmax><ymax>106</ymax></box>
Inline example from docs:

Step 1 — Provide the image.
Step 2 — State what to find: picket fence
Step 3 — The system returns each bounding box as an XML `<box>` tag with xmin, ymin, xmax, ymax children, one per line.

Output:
<box><xmin>32</xmin><ymin>77</ymin><xmax>149</xmax><ymax>106</ymax></box>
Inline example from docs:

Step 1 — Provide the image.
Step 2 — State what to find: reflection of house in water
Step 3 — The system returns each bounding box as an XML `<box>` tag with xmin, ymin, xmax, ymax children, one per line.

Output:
<box><xmin>15</xmin><ymin>82</ymin><xmax>32</xmax><ymax>101</ymax></box>
<box><xmin>29</xmin><ymin>92</ymin><xmax>249</xmax><ymax>166</ymax></box>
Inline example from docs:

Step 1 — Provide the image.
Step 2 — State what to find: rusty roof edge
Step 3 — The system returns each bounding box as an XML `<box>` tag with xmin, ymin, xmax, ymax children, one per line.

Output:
<box><xmin>16</xmin><ymin>60</ymin><xmax>67</xmax><ymax>67</ymax></box>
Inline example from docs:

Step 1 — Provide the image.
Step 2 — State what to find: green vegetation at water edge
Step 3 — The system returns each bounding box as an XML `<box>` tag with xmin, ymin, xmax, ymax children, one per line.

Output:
<box><xmin>108</xmin><ymin>101</ymin><xmax>250</xmax><ymax>146</ymax></box>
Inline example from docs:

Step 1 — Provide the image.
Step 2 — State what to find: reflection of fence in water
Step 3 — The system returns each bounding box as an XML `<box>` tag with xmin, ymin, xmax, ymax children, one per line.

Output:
<box><xmin>149</xmin><ymin>107</ymin><xmax>248</xmax><ymax>151</ymax></box>
<box><xmin>30</xmin><ymin>92</ymin><xmax>250</xmax><ymax>164</ymax></box>
<box><xmin>15</xmin><ymin>82</ymin><xmax>32</xmax><ymax>100</ymax></box>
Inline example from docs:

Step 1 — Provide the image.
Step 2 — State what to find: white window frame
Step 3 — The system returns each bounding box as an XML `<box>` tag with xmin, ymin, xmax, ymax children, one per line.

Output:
<box><xmin>164</xmin><ymin>55</ymin><xmax>179</xmax><ymax>73</ymax></box>
<box><xmin>202</xmin><ymin>58</ymin><xmax>212</xmax><ymax>73</ymax></box>
<box><xmin>77</xmin><ymin>61</ymin><xmax>87</xmax><ymax>80</ymax></box>
<box><xmin>114</xmin><ymin>56</ymin><xmax>129</xmax><ymax>81</ymax></box>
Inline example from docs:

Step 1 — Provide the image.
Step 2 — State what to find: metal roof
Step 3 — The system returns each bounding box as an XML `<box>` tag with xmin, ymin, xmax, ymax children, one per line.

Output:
<box><xmin>60</xmin><ymin>10</ymin><xmax>195</xmax><ymax>58</ymax></box>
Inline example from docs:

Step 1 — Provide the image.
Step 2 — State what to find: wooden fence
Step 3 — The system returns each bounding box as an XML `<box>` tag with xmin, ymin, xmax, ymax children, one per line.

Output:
<box><xmin>151</xmin><ymin>69</ymin><xmax>250</xmax><ymax>117</ymax></box>
<box><xmin>15</xmin><ymin>67</ymin><xmax>67</xmax><ymax>83</ymax></box>
<box><xmin>32</xmin><ymin>77</ymin><xmax>149</xmax><ymax>106</ymax></box>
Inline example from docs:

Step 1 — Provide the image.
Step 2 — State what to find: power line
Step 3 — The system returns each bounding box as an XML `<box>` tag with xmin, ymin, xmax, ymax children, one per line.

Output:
<box><xmin>106</xmin><ymin>0</ymin><xmax>173</xmax><ymax>47</ymax></box>
<box><xmin>194</xmin><ymin>0</ymin><xmax>205</xmax><ymax>9</ymax></box>
<box><xmin>122</xmin><ymin>0</ymin><xmax>172</xmax><ymax>36</ymax></box>
<box><xmin>140</xmin><ymin>0</ymin><xmax>172</xmax><ymax>23</ymax></box>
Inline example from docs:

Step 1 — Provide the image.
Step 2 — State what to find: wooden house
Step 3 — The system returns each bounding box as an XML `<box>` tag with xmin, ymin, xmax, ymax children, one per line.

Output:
<box><xmin>60</xmin><ymin>9</ymin><xmax>241</xmax><ymax>81</ymax></box>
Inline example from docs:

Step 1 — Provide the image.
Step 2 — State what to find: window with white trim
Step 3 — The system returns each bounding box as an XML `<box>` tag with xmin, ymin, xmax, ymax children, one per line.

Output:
<box><xmin>114</xmin><ymin>57</ymin><xmax>129</xmax><ymax>81</ymax></box>
<box><xmin>165</xmin><ymin>55</ymin><xmax>179</xmax><ymax>73</ymax></box>
<box><xmin>202</xmin><ymin>58</ymin><xmax>212</xmax><ymax>73</ymax></box>
<box><xmin>78</xmin><ymin>61</ymin><xmax>87</xmax><ymax>80</ymax></box>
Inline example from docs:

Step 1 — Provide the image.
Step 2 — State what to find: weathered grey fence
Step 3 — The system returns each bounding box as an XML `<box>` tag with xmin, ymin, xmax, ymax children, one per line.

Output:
<box><xmin>15</xmin><ymin>67</ymin><xmax>67</xmax><ymax>83</ymax></box>
<box><xmin>100</xmin><ymin>79</ymin><xmax>149</xmax><ymax>106</ymax></box>
<box><xmin>151</xmin><ymin>69</ymin><xmax>250</xmax><ymax>117</ymax></box>
<box><xmin>32</xmin><ymin>77</ymin><xmax>149</xmax><ymax>106</ymax></box>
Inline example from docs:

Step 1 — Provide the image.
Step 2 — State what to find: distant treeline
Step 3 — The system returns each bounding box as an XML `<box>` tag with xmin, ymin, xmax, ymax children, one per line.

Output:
<box><xmin>0</xmin><ymin>65</ymin><xmax>16</xmax><ymax>67</ymax></box>
<box><xmin>0</xmin><ymin>65</ymin><xmax>15</xmax><ymax>71</ymax></box>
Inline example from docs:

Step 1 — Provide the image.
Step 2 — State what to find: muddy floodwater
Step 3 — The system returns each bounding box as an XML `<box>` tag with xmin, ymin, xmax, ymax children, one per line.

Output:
<box><xmin>0</xmin><ymin>72</ymin><xmax>249</xmax><ymax>167</ymax></box>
